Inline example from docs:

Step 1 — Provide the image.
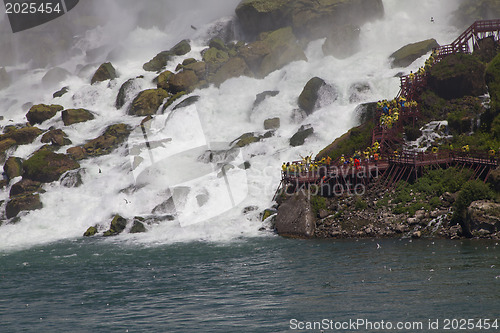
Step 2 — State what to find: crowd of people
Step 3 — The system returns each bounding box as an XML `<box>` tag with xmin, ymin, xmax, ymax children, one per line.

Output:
<box><xmin>376</xmin><ymin>97</ymin><xmax>418</xmax><ymax>130</ymax></box>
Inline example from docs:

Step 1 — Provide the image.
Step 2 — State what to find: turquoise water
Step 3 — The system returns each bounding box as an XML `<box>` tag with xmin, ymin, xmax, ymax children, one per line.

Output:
<box><xmin>1</xmin><ymin>237</ymin><xmax>499</xmax><ymax>332</ymax></box>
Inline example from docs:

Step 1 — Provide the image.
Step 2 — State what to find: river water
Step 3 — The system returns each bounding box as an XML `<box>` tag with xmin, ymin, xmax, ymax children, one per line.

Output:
<box><xmin>1</xmin><ymin>237</ymin><xmax>499</xmax><ymax>332</ymax></box>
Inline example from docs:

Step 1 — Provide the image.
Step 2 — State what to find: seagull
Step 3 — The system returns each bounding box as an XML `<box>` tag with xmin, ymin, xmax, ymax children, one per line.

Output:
<box><xmin>377</xmin><ymin>243</ymin><xmax>381</xmax><ymax>249</ymax></box>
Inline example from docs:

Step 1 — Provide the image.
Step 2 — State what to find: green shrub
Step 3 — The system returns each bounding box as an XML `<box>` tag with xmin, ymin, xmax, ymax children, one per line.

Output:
<box><xmin>354</xmin><ymin>198</ymin><xmax>368</xmax><ymax>210</ymax></box>
<box><xmin>429</xmin><ymin>196</ymin><xmax>442</xmax><ymax>209</ymax></box>
<box><xmin>452</xmin><ymin>180</ymin><xmax>494</xmax><ymax>229</ymax></box>
<box><xmin>310</xmin><ymin>195</ymin><xmax>327</xmax><ymax>215</ymax></box>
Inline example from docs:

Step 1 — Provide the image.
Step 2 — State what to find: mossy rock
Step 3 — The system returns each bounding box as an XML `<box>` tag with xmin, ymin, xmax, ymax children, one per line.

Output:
<box><xmin>62</xmin><ymin>109</ymin><xmax>95</xmax><ymax>126</ymax></box>
<box><xmin>168</xmin><ymin>70</ymin><xmax>199</xmax><ymax>94</ymax></box>
<box><xmin>209</xmin><ymin>37</ymin><xmax>228</xmax><ymax>51</ymax></box>
<box><xmin>66</xmin><ymin>146</ymin><xmax>86</xmax><ymax>160</ymax></box>
<box><xmin>5</xmin><ymin>193</ymin><xmax>42</xmax><ymax>219</ymax></box>
<box><xmin>258</xmin><ymin>27</ymin><xmax>307</xmax><ymax>77</ymax></box>
<box><xmin>182</xmin><ymin>58</ymin><xmax>197</xmax><ymax>66</ymax></box>
<box><xmin>162</xmin><ymin>91</ymin><xmax>188</xmax><ymax>111</ymax></box>
<box><xmin>82</xmin><ymin>123</ymin><xmax>132</xmax><ymax>157</ymax></box>
<box><xmin>264</xmin><ymin>117</ymin><xmax>280</xmax><ymax>130</ymax></box>
<box><xmin>41</xmin><ymin>129</ymin><xmax>71</xmax><ymax>146</ymax></box>
<box><xmin>238</xmin><ymin>41</ymin><xmax>271</xmax><ymax>73</ymax></box>
<box><xmin>143</xmin><ymin>40</ymin><xmax>191</xmax><ymax>72</ymax></box>
<box><xmin>316</xmin><ymin>121</ymin><xmax>374</xmax><ymax>160</ymax></box>
<box><xmin>53</xmin><ymin>86</ymin><xmax>69</xmax><ymax>99</ymax></box>
<box><xmin>235</xmin><ymin>0</ymin><xmax>291</xmax><ymax>39</ymax></box>
<box><xmin>183</xmin><ymin>62</ymin><xmax>207</xmax><ymax>80</ymax></box>
<box><xmin>389</xmin><ymin>39</ymin><xmax>440</xmax><ymax>68</ymax></box>
<box><xmin>298</xmin><ymin>77</ymin><xmax>326</xmax><ymax>115</ymax></box>
<box><xmin>103</xmin><ymin>214</ymin><xmax>128</xmax><ymax>236</ymax></box>
<box><xmin>116</xmin><ymin>78</ymin><xmax>137</xmax><ymax>109</ymax></box>
<box><xmin>130</xmin><ymin>217</ymin><xmax>146</xmax><ymax>233</ymax></box>
<box><xmin>3</xmin><ymin>156</ymin><xmax>23</xmax><ymax>180</ymax></box>
<box><xmin>9</xmin><ymin>179</ymin><xmax>42</xmax><ymax>197</ymax></box>
<box><xmin>254</xmin><ymin>90</ymin><xmax>279</xmax><ymax>108</ymax></box>
<box><xmin>202</xmin><ymin>47</ymin><xmax>230</xmax><ymax>75</ymax></box>
<box><xmin>23</xmin><ymin>150</ymin><xmax>80</xmax><ymax>183</ymax></box>
<box><xmin>261</xmin><ymin>208</ymin><xmax>277</xmax><ymax>221</ymax></box>
<box><xmin>156</xmin><ymin>70</ymin><xmax>174</xmax><ymax>91</ymax></box>
<box><xmin>128</xmin><ymin>89</ymin><xmax>169</xmax><ymax>116</ymax></box>
<box><xmin>212</xmin><ymin>57</ymin><xmax>252</xmax><ymax>86</ymax></box>
<box><xmin>172</xmin><ymin>96</ymin><xmax>200</xmax><ymax>110</ymax></box>
<box><xmin>428</xmin><ymin>53</ymin><xmax>487</xmax><ymax>100</ymax></box>
<box><xmin>290</xmin><ymin>125</ymin><xmax>314</xmax><ymax>147</ymax></box>
<box><xmin>91</xmin><ymin>62</ymin><xmax>117</xmax><ymax>84</ymax></box>
<box><xmin>0</xmin><ymin>127</ymin><xmax>43</xmax><ymax>145</ymax></box>
<box><xmin>83</xmin><ymin>226</ymin><xmax>98</xmax><ymax>237</ymax></box>
<box><xmin>234</xmin><ymin>132</ymin><xmax>261</xmax><ymax>147</ymax></box>
<box><xmin>170</xmin><ymin>39</ymin><xmax>191</xmax><ymax>56</ymax></box>
<box><xmin>26</xmin><ymin>104</ymin><xmax>64</xmax><ymax>125</ymax></box>
<box><xmin>0</xmin><ymin>139</ymin><xmax>16</xmax><ymax>155</ymax></box>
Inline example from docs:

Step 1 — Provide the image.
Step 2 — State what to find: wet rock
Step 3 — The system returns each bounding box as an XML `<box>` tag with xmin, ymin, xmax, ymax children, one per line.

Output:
<box><xmin>91</xmin><ymin>62</ymin><xmax>117</xmax><ymax>84</ymax></box>
<box><xmin>60</xmin><ymin>169</ymin><xmax>85</xmax><ymax>188</ymax></box>
<box><xmin>116</xmin><ymin>78</ymin><xmax>138</xmax><ymax>109</ymax></box>
<box><xmin>0</xmin><ymin>138</ymin><xmax>16</xmax><ymax>156</ymax></box>
<box><xmin>168</xmin><ymin>70</ymin><xmax>199</xmax><ymax>93</ymax></box>
<box><xmin>23</xmin><ymin>150</ymin><xmax>80</xmax><ymax>183</ymax></box>
<box><xmin>234</xmin><ymin>132</ymin><xmax>261</xmax><ymax>147</ymax></box>
<box><xmin>53</xmin><ymin>86</ymin><xmax>69</xmax><ymax>98</ymax></box>
<box><xmin>275</xmin><ymin>191</ymin><xmax>316</xmax><ymax>238</ymax></box>
<box><xmin>41</xmin><ymin>129</ymin><xmax>71</xmax><ymax>146</ymax></box>
<box><xmin>183</xmin><ymin>61</ymin><xmax>207</xmax><ymax>80</ymax></box>
<box><xmin>212</xmin><ymin>57</ymin><xmax>251</xmax><ymax>87</ymax></box>
<box><xmin>203</xmin><ymin>47</ymin><xmax>230</xmax><ymax>76</ymax></box>
<box><xmin>9</xmin><ymin>179</ymin><xmax>42</xmax><ymax>197</ymax></box>
<box><xmin>172</xmin><ymin>96</ymin><xmax>200</xmax><ymax>110</ymax></box>
<box><xmin>6</xmin><ymin>193</ymin><xmax>42</xmax><ymax>219</ymax></box>
<box><xmin>3</xmin><ymin>157</ymin><xmax>23</xmax><ymax>180</ymax></box>
<box><xmin>390</xmin><ymin>38</ymin><xmax>440</xmax><ymax>68</ymax></box>
<box><xmin>83</xmin><ymin>226</ymin><xmax>98</xmax><ymax>237</ymax></box>
<box><xmin>66</xmin><ymin>146</ymin><xmax>86</xmax><ymax>160</ymax></box>
<box><xmin>62</xmin><ymin>109</ymin><xmax>95</xmax><ymax>126</ymax></box>
<box><xmin>42</xmin><ymin>67</ymin><xmax>71</xmax><ymax>86</ymax></box>
<box><xmin>103</xmin><ymin>215</ymin><xmax>128</xmax><ymax>236</ymax></box>
<box><xmin>143</xmin><ymin>40</ymin><xmax>191</xmax><ymax>72</ymax></box>
<box><xmin>81</xmin><ymin>123</ymin><xmax>132</xmax><ymax>157</ymax></box>
<box><xmin>128</xmin><ymin>89</ymin><xmax>169</xmax><ymax>116</ymax></box>
<box><xmin>264</xmin><ymin>117</ymin><xmax>280</xmax><ymax>130</ymax></box>
<box><xmin>290</xmin><ymin>125</ymin><xmax>314</xmax><ymax>147</ymax></box>
<box><xmin>298</xmin><ymin>77</ymin><xmax>326</xmax><ymax>115</ymax></box>
<box><xmin>254</xmin><ymin>90</ymin><xmax>279</xmax><ymax>108</ymax></box>
<box><xmin>261</xmin><ymin>208</ymin><xmax>278</xmax><ymax>221</ymax></box>
<box><xmin>0</xmin><ymin>126</ymin><xmax>43</xmax><ymax>145</ymax></box>
<box><xmin>209</xmin><ymin>37</ymin><xmax>228</xmax><ymax>51</ymax></box>
<box><xmin>130</xmin><ymin>218</ymin><xmax>146</xmax><ymax>234</ymax></box>
<box><xmin>26</xmin><ymin>104</ymin><xmax>64</xmax><ymax>125</ymax></box>
<box><xmin>348</xmin><ymin>83</ymin><xmax>371</xmax><ymax>103</ymax></box>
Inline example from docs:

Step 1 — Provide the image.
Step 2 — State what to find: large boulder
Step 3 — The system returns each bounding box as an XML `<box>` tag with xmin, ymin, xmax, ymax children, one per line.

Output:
<box><xmin>168</xmin><ymin>70</ymin><xmax>199</xmax><ymax>93</ymax></box>
<box><xmin>466</xmin><ymin>200</ymin><xmax>500</xmax><ymax>236</ymax></box>
<box><xmin>41</xmin><ymin>129</ymin><xmax>71</xmax><ymax>146</ymax></box>
<box><xmin>91</xmin><ymin>62</ymin><xmax>117</xmax><ymax>84</ymax></box>
<box><xmin>10</xmin><ymin>178</ymin><xmax>42</xmax><ymax>197</ymax></box>
<box><xmin>390</xmin><ymin>38</ymin><xmax>440</xmax><ymax>68</ymax></box>
<box><xmin>290</xmin><ymin>125</ymin><xmax>314</xmax><ymax>147</ymax></box>
<box><xmin>26</xmin><ymin>104</ymin><xmax>64</xmax><ymax>125</ymax></box>
<box><xmin>62</xmin><ymin>109</ymin><xmax>95</xmax><ymax>126</ymax></box>
<box><xmin>235</xmin><ymin>0</ymin><xmax>384</xmax><ymax>41</ymax></box>
<box><xmin>275</xmin><ymin>191</ymin><xmax>316</xmax><ymax>238</ymax></box>
<box><xmin>298</xmin><ymin>77</ymin><xmax>326</xmax><ymax>115</ymax></box>
<box><xmin>81</xmin><ymin>123</ymin><xmax>132</xmax><ymax>158</ymax></box>
<box><xmin>128</xmin><ymin>89</ymin><xmax>169</xmax><ymax>116</ymax></box>
<box><xmin>212</xmin><ymin>57</ymin><xmax>252</xmax><ymax>86</ymax></box>
<box><xmin>143</xmin><ymin>40</ymin><xmax>191</xmax><ymax>72</ymax></box>
<box><xmin>0</xmin><ymin>127</ymin><xmax>43</xmax><ymax>145</ymax></box>
<box><xmin>256</xmin><ymin>27</ymin><xmax>307</xmax><ymax>77</ymax></box>
<box><xmin>103</xmin><ymin>215</ymin><xmax>128</xmax><ymax>236</ymax></box>
<box><xmin>0</xmin><ymin>138</ymin><xmax>16</xmax><ymax>156</ymax></box>
<box><xmin>203</xmin><ymin>47</ymin><xmax>231</xmax><ymax>76</ymax></box>
<box><xmin>23</xmin><ymin>150</ymin><xmax>80</xmax><ymax>183</ymax></box>
<box><xmin>6</xmin><ymin>193</ymin><xmax>42</xmax><ymax>219</ymax></box>
<box><xmin>3</xmin><ymin>156</ymin><xmax>24</xmax><ymax>180</ymax></box>
<box><xmin>428</xmin><ymin>53</ymin><xmax>487</xmax><ymax>100</ymax></box>
<box><xmin>116</xmin><ymin>78</ymin><xmax>139</xmax><ymax>109</ymax></box>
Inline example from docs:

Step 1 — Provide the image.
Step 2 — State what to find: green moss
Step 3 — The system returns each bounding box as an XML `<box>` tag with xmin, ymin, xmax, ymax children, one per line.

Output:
<box><xmin>83</xmin><ymin>226</ymin><xmax>98</xmax><ymax>237</ymax></box>
<box><xmin>310</xmin><ymin>195</ymin><xmax>327</xmax><ymax>215</ymax></box>
<box><xmin>390</xmin><ymin>39</ymin><xmax>440</xmax><ymax>68</ymax></box>
<box><xmin>317</xmin><ymin>122</ymin><xmax>374</xmax><ymax>161</ymax></box>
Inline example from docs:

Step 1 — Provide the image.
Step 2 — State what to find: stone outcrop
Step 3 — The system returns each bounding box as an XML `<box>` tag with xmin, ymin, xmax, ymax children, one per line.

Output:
<box><xmin>91</xmin><ymin>62</ymin><xmax>117</xmax><ymax>84</ymax></box>
<box><xmin>62</xmin><ymin>109</ymin><xmax>95</xmax><ymax>126</ymax></box>
<box><xmin>264</xmin><ymin>117</ymin><xmax>280</xmax><ymax>130</ymax></box>
<box><xmin>389</xmin><ymin>39</ymin><xmax>440</xmax><ymax>68</ymax></box>
<box><xmin>290</xmin><ymin>125</ymin><xmax>314</xmax><ymax>146</ymax></box>
<box><xmin>22</xmin><ymin>150</ymin><xmax>80</xmax><ymax>183</ymax></box>
<box><xmin>466</xmin><ymin>200</ymin><xmax>500</xmax><ymax>236</ymax></box>
<box><xmin>0</xmin><ymin>126</ymin><xmax>43</xmax><ymax>145</ymax></box>
<box><xmin>26</xmin><ymin>104</ymin><xmax>64</xmax><ymax>125</ymax></box>
<box><xmin>275</xmin><ymin>191</ymin><xmax>316</xmax><ymax>238</ymax></box>
<box><xmin>143</xmin><ymin>40</ymin><xmax>191</xmax><ymax>72</ymax></box>
<box><xmin>128</xmin><ymin>89</ymin><xmax>169</xmax><ymax>116</ymax></box>
<box><xmin>3</xmin><ymin>157</ymin><xmax>23</xmax><ymax>180</ymax></box>
<box><xmin>298</xmin><ymin>77</ymin><xmax>326</xmax><ymax>115</ymax></box>
<box><xmin>41</xmin><ymin>129</ymin><xmax>71</xmax><ymax>146</ymax></box>
<box><xmin>428</xmin><ymin>53</ymin><xmax>487</xmax><ymax>100</ymax></box>
<box><xmin>6</xmin><ymin>193</ymin><xmax>42</xmax><ymax>219</ymax></box>
<box><xmin>103</xmin><ymin>215</ymin><xmax>128</xmax><ymax>236</ymax></box>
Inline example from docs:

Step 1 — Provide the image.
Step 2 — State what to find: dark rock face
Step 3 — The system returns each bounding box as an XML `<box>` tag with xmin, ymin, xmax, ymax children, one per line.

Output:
<box><xmin>9</xmin><ymin>179</ymin><xmax>42</xmax><ymax>197</ymax></box>
<box><xmin>290</xmin><ymin>125</ymin><xmax>314</xmax><ymax>147</ymax></box>
<box><xmin>91</xmin><ymin>62</ymin><xmax>117</xmax><ymax>85</ymax></box>
<box><xmin>298</xmin><ymin>77</ymin><xmax>326</xmax><ymax>115</ymax></box>
<box><xmin>428</xmin><ymin>53</ymin><xmax>487</xmax><ymax>100</ymax></box>
<box><xmin>275</xmin><ymin>191</ymin><xmax>316</xmax><ymax>238</ymax></box>
<box><xmin>254</xmin><ymin>90</ymin><xmax>279</xmax><ymax>108</ymax></box>
<box><xmin>62</xmin><ymin>109</ymin><xmax>95</xmax><ymax>126</ymax></box>
<box><xmin>103</xmin><ymin>215</ymin><xmax>128</xmax><ymax>236</ymax></box>
<box><xmin>3</xmin><ymin>156</ymin><xmax>24</xmax><ymax>180</ymax></box>
<box><xmin>130</xmin><ymin>218</ymin><xmax>147</xmax><ymax>233</ymax></box>
<box><xmin>116</xmin><ymin>78</ymin><xmax>136</xmax><ymax>109</ymax></box>
<box><xmin>23</xmin><ymin>150</ymin><xmax>80</xmax><ymax>183</ymax></box>
<box><xmin>6</xmin><ymin>193</ymin><xmax>42</xmax><ymax>219</ymax></box>
<box><xmin>41</xmin><ymin>129</ymin><xmax>71</xmax><ymax>146</ymax></box>
<box><xmin>80</xmin><ymin>123</ymin><xmax>132</xmax><ymax>158</ymax></box>
<box><xmin>26</xmin><ymin>104</ymin><xmax>64</xmax><ymax>125</ymax></box>
<box><xmin>53</xmin><ymin>86</ymin><xmax>69</xmax><ymax>98</ymax></box>
<box><xmin>389</xmin><ymin>39</ymin><xmax>440</xmax><ymax>68</ymax></box>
